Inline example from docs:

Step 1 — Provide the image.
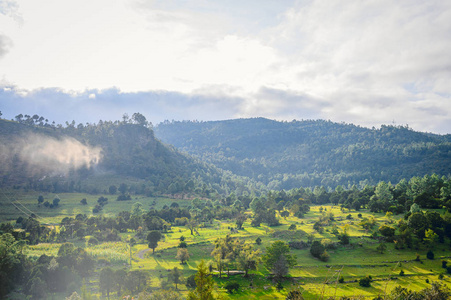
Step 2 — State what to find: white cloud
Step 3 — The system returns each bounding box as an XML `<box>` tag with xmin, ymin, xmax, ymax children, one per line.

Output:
<box><xmin>0</xmin><ymin>0</ymin><xmax>450</xmax><ymax>133</ymax></box>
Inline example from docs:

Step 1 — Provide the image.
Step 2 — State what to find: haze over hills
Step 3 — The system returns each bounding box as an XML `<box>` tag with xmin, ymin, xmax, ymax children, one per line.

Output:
<box><xmin>0</xmin><ymin>116</ymin><xmax>256</xmax><ymax>197</ymax></box>
<box><xmin>155</xmin><ymin>118</ymin><xmax>451</xmax><ymax>190</ymax></box>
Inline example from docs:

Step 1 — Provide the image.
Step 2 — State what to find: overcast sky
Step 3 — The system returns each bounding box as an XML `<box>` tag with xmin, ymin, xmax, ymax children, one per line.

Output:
<box><xmin>1</xmin><ymin>0</ymin><xmax>450</xmax><ymax>133</ymax></box>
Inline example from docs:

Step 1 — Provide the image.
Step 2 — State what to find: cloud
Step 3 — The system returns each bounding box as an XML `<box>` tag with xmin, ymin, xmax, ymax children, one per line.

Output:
<box><xmin>0</xmin><ymin>132</ymin><xmax>102</xmax><ymax>176</ymax></box>
<box><xmin>0</xmin><ymin>34</ymin><xmax>12</xmax><ymax>58</ymax></box>
<box><xmin>0</xmin><ymin>1</ymin><xmax>450</xmax><ymax>134</ymax></box>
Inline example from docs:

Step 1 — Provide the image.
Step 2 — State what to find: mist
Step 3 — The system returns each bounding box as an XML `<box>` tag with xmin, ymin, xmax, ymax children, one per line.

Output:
<box><xmin>0</xmin><ymin>133</ymin><xmax>102</xmax><ymax>176</ymax></box>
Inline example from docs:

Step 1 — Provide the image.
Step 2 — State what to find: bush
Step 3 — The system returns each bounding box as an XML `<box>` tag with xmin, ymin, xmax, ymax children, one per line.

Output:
<box><xmin>224</xmin><ymin>282</ymin><xmax>240</xmax><ymax>294</ymax></box>
<box><xmin>288</xmin><ymin>241</ymin><xmax>309</xmax><ymax>250</ymax></box>
<box><xmin>310</xmin><ymin>241</ymin><xmax>325</xmax><ymax>258</ymax></box>
<box><xmin>288</xmin><ymin>224</ymin><xmax>296</xmax><ymax>230</ymax></box>
<box><xmin>286</xmin><ymin>290</ymin><xmax>304</xmax><ymax>300</ymax></box>
<box><xmin>442</xmin><ymin>260</ymin><xmax>448</xmax><ymax>268</ymax></box>
<box><xmin>319</xmin><ymin>251</ymin><xmax>330</xmax><ymax>262</ymax></box>
<box><xmin>186</xmin><ymin>274</ymin><xmax>196</xmax><ymax>289</ymax></box>
<box><xmin>357</xmin><ymin>213</ymin><xmax>362</xmax><ymax>218</ymax></box>
<box><xmin>87</xmin><ymin>236</ymin><xmax>99</xmax><ymax>245</ymax></box>
<box><xmin>427</xmin><ymin>250</ymin><xmax>434</xmax><ymax>260</ymax></box>
<box><xmin>447</xmin><ymin>266</ymin><xmax>451</xmax><ymax>274</ymax></box>
<box><xmin>399</xmin><ymin>270</ymin><xmax>404</xmax><ymax>276</ymax></box>
<box><xmin>359</xmin><ymin>276</ymin><xmax>372</xmax><ymax>287</ymax></box>
<box><xmin>255</xmin><ymin>237</ymin><xmax>262</xmax><ymax>245</ymax></box>
<box><xmin>338</xmin><ymin>276</ymin><xmax>344</xmax><ymax>283</ymax></box>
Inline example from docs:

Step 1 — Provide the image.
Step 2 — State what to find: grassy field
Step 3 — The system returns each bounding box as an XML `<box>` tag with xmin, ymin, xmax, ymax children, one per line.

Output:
<box><xmin>4</xmin><ymin>190</ymin><xmax>451</xmax><ymax>299</ymax></box>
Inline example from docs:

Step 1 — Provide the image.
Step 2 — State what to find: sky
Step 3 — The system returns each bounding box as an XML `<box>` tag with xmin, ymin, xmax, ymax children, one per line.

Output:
<box><xmin>0</xmin><ymin>0</ymin><xmax>451</xmax><ymax>134</ymax></box>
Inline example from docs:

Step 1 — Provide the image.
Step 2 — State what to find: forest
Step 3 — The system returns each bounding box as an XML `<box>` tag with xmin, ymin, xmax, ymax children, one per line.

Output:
<box><xmin>1</xmin><ymin>113</ymin><xmax>451</xmax><ymax>299</ymax></box>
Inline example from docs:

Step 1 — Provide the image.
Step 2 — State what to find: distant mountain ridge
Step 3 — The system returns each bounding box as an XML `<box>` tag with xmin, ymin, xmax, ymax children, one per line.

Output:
<box><xmin>155</xmin><ymin>118</ymin><xmax>451</xmax><ymax>189</ymax></box>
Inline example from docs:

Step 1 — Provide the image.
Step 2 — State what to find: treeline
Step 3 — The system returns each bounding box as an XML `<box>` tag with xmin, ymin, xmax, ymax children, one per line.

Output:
<box><xmin>155</xmin><ymin>118</ymin><xmax>451</xmax><ymax>190</ymax></box>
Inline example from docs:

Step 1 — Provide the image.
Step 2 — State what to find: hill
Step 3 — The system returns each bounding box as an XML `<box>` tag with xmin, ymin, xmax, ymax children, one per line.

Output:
<box><xmin>155</xmin><ymin>118</ymin><xmax>451</xmax><ymax>189</ymax></box>
<box><xmin>0</xmin><ymin>116</ymin><xmax>255</xmax><ymax>197</ymax></box>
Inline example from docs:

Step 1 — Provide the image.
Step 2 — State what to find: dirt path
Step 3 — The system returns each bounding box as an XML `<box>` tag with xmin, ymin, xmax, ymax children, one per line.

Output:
<box><xmin>137</xmin><ymin>248</ymin><xmax>151</xmax><ymax>259</ymax></box>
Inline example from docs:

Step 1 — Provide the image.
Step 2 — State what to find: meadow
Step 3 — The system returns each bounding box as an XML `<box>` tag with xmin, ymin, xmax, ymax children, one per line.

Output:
<box><xmin>5</xmin><ymin>190</ymin><xmax>451</xmax><ymax>299</ymax></box>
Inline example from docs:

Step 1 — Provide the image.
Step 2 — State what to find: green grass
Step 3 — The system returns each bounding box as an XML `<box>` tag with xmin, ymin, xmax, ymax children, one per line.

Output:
<box><xmin>5</xmin><ymin>194</ymin><xmax>451</xmax><ymax>299</ymax></box>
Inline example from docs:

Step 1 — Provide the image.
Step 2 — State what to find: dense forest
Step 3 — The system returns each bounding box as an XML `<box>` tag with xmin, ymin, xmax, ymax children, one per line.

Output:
<box><xmin>0</xmin><ymin>114</ymin><xmax>263</xmax><ymax>198</ymax></box>
<box><xmin>155</xmin><ymin>118</ymin><xmax>451</xmax><ymax>190</ymax></box>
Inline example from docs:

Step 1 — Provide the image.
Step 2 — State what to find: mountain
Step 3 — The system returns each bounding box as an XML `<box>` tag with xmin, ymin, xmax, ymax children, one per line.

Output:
<box><xmin>155</xmin><ymin>118</ymin><xmax>451</xmax><ymax>189</ymax></box>
<box><xmin>0</xmin><ymin>117</ymin><xmax>254</xmax><ymax>197</ymax></box>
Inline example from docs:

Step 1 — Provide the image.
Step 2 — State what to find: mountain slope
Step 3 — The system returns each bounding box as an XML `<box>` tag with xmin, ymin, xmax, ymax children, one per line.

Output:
<box><xmin>155</xmin><ymin>118</ymin><xmax>451</xmax><ymax>189</ymax></box>
<box><xmin>0</xmin><ymin>118</ymin><xmax>251</xmax><ymax>197</ymax></box>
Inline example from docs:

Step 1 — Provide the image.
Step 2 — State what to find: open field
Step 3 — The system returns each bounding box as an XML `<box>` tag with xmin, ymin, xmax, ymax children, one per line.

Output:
<box><xmin>12</xmin><ymin>190</ymin><xmax>451</xmax><ymax>299</ymax></box>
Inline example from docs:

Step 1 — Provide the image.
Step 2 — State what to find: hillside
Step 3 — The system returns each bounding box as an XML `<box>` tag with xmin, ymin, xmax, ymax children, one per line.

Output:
<box><xmin>0</xmin><ymin>117</ymin><xmax>253</xmax><ymax>197</ymax></box>
<box><xmin>155</xmin><ymin>118</ymin><xmax>451</xmax><ymax>189</ymax></box>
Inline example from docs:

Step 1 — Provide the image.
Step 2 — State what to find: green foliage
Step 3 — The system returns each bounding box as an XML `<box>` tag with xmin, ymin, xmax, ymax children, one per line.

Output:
<box><xmin>358</xmin><ymin>276</ymin><xmax>372</xmax><ymax>287</ymax></box>
<box><xmin>262</xmin><ymin>241</ymin><xmax>296</xmax><ymax>279</ymax></box>
<box><xmin>310</xmin><ymin>241</ymin><xmax>325</xmax><ymax>259</ymax></box>
<box><xmin>224</xmin><ymin>281</ymin><xmax>239</xmax><ymax>294</ymax></box>
<box><xmin>147</xmin><ymin>231</ymin><xmax>162</xmax><ymax>254</ymax></box>
<box><xmin>187</xmin><ymin>260</ymin><xmax>215</xmax><ymax>300</ymax></box>
<box><xmin>155</xmin><ymin>118</ymin><xmax>451</xmax><ymax>190</ymax></box>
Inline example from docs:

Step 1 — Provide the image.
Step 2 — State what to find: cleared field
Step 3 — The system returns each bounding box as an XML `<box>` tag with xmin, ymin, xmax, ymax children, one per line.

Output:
<box><xmin>7</xmin><ymin>192</ymin><xmax>451</xmax><ymax>299</ymax></box>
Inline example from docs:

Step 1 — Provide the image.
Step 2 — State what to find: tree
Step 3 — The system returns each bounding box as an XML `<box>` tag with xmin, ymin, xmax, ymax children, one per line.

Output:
<box><xmin>187</xmin><ymin>260</ymin><xmax>215</xmax><ymax>300</ymax></box>
<box><xmin>80</xmin><ymin>198</ymin><xmax>87</xmax><ymax>205</ymax></box>
<box><xmin>109</xmin><ymin>185</ymin><xmax>117</xmax><ymax>195</ymax></box>
<box><xmin>99</xmin><ymin>267</ymin><xmax>115</xmax><ymax>299</ymax></box>
<box><xmin>176</xmin><ymin>248</ymin><xmax>190</xmax><ymax>264</ymax></box>
<box><xmin>53</xmin><ymin>197</ymin><xmax>60</xmax><ymax>207</ymax></box>
<box><xmin>37</xmin><ymin>195</ymin><xmax>44</xmax><ymax>205</ymax></box>
<box><xmin>262</xmin><ymin>241</ymin><xmax>296</xmax><ymax>285</ymax></box>
<box><xmin>168</xmin><ymin>267</ymin><xmax>182</xmax><ymax>290</ymax></box>
<box><xmin>147</xmin><ymin>231</ymin><xmax>162</xmax><ymax>254</ymax></box>
<box><xmin>132</xmin><ymin>112</ymin><xmax>148</xmax><ymax>127</ymax></box>
<box><xmin>236</xmin><ymin>243</ymin><xmax>261</xmax><ymax>277</ymax></box>
<box><xmin>310</xmin><ymin>241</ymin><xmax>325</xmax><ymax>258</ymax></box>
<box><xmin>376</xmin><ymin>242</ymin><xmax>387</xmax><ymax>254</ymax></box>
<box><xmin>280</xmin><ymin>210</ymin><xmax>290</xmax><ymax>219</ymax></box>
<box><xmin>379</xmin><ymin>225</ymin><xmax>395</xmax><ymax>238</ymax></box>
<box><xmin>186</xmin><ymin>219</ymin><xmax>198</xmax><ymax>235</ymax></box>
<box><xmin>128</xmin><ymin>236</ymin><xmax>136</xmax><ymax>266</ymax></box>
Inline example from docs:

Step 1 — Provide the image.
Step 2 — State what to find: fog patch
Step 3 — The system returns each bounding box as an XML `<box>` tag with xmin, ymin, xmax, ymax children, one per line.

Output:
<box><xmin>0</xmin><ymin>133</ymin><xmax>102</xmax><ymax>176</ymax></box>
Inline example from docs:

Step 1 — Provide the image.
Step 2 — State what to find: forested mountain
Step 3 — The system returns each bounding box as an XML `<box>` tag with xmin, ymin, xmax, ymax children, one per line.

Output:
<box><xmin>0</xmin><ymin>115</ymin><xmax>259</xmax><ymax>197</ymax></box>
<box><xmin>155</xmin><ymin>118</ymin><xmax>451</xmax><ymax>190</ymax></box>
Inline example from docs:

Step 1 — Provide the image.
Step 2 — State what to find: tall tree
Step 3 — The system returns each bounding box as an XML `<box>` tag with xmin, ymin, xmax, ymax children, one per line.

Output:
<box><xmin>147</xmin><ymin>231</ymin><xmax>162</xmax><ymax>254</ymax></box>
<box><xmin>187</xmin><ymin>260</ymin><xmax>215</xmax><ymax>300</ymax></box>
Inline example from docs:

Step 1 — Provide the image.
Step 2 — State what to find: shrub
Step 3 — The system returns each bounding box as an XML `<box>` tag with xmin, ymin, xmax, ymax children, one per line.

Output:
<box><xmin>288</xmin><ymin>224</ymin><xmax>296</xmax><ymax>230</ymax></box>
<box><xmin>447</xmin><ymin>266</ymin><xmax>451</xmax><ymax>274</ymax></box>
<box><xmin>289</xmin><ymin>241</ymin><xmax>309</xmax><ymax>250</ymax></box>
<box><xmin>427</xmin><ymin>250</ymin><xmax>434</xmax><ymax>260</ymax></box>
<box><xmin>186</xmin><ymin>274</ymin><xmax>196</xmax><ymax>289</ymax></box>
<box><xmin>178</xmin><ymin>241</ymin><xmax>187</xmax><ymax>248</ymax></box>
<box><xmin>87</xmin><ymin>236</ymin><xmax>99</xmax><ymax>245</ymax></box>
<box><xmin>310</xmin><ymin>241</ymin><xmax>325</xmax><ymax>259</ymax></box>
<box><xmin>255</xmin><ymin>237</ymin><xmax>262</xmax><ymax>245</ymax></box>
<box><xmin>346</xmin><ymin>214</ymin><xmax>353</xmax><ymax>220</ymax></box>
<box><xmin>439</xmin><ymin>273</ymin><xmax>444</xmax><ymax>280</ymax></box>
<box><xmin>286</xmin><ymin>290</ymin><xmax>304</xmax><ymax>300</ymax></box>
<box><xmin>319</xmin><ymin>251</ymin><xmax>330</xmax><ymax>262</ymax></box>
<box><xmin>442</xmin><ymin>260</ymin><xmax>448</xmax><ymax>269</ymax></box>
<box><xmin>224</xmin><ymin>282</ymin><xmax>239</xmax><ymax>294</ymax></box>
<box><xmin>399</xmin><ymin>270</ymin><xmax>404</xmax><ymax>276</ymax></box>
<box><xmin>359</xmin><ymin>276</ymin><xmax>372</xmax><ymax>287</ymax></box>
<box><xmin>357</xmin><ymin>213</ymin><xmax>362</xmax><ymax>218</ymax></box>
<box><xmin>338</xmin><ymin>276</ymin><xmax>344</xmax><ymax>283</ymax></box>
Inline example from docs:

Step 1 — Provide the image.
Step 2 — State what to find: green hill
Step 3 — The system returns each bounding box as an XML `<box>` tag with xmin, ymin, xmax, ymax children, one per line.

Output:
<box><xmin>155</xmin><ymin>118</ymin><xmax>451</xmax><ymax>189</ymax></box>
<box><xmin>0</xmin><ymin>117</ymin><xmax>253</xmax><ymax>197</ymax></box>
